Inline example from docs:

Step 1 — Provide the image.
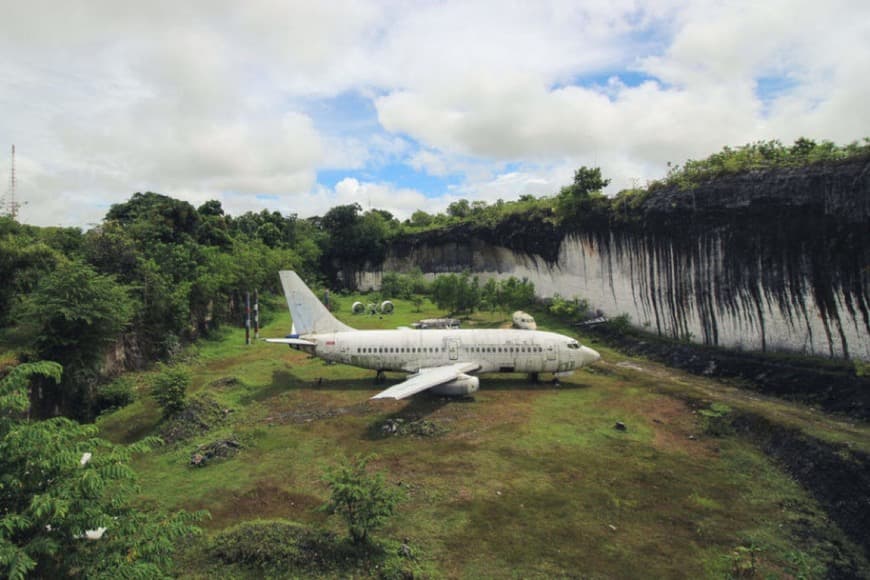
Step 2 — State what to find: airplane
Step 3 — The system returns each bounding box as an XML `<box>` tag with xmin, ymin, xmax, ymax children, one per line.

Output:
<box><xmin>266</xmin><ymin>271</ymin><xmax>601</xmax><ymax>400</ymax></box>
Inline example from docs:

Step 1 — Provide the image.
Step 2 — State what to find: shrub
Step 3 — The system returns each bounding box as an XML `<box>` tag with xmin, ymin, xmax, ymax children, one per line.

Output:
<box><xmin>699</xmin><ymin>402</ymin><xmax>733</xmax><ymax>437</ymax></box>
<box><xmin>158</xmin><ymin>393</ymin><xmax>226</xmax><ymax>444</ymax></box>
<box><xmin>608</xmin><ymin>313</ymin><xmax>632</xmax><ymax>333</ymax></box>
<box><xmin>211</xmin><ymin>519</ymin><xmax>423</xmax><ymax>577</ymax></box>
<box><xmin>150</xmin><ymin>365</ymin><xmax>190</xmax><ymax>416</ymax></box>
<box><xmin>95</xmin><ymin>376</ymin><xmax>135</xmax><ymax>412</ymax></box>
<box><xmin>321</xmin><ymin>454</ymin><xmax>404</xmax><ymax>545</ymax></box>
<box><xmin>211</xmin><ymin>519</ymin><xmax>316</xmax><ymax>569</ymax></box>
<box><xmin>549</xmin><ymin>294</ymin><xmax>590</xmax><ymax>323</ymax></box>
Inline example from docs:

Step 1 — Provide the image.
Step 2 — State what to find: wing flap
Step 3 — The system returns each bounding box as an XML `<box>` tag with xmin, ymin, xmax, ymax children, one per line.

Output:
<box><xmin>371</xmin><ymin>362</ymin><xmax>479</xmax><ymax>400</ymax></box>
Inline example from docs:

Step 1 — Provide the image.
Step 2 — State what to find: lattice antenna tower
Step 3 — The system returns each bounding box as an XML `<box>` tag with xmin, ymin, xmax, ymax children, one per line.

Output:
<box><xmin>3</xmin><ymin>145</ymin><xmax>22</xmax><ymax>219</ymax></box>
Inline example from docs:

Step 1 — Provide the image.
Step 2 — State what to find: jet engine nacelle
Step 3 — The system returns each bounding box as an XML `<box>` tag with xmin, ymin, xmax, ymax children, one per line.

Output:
<box><xmin>379</xmin><ymin>300</ymin><xmax>394</xmax><ymax>314</ymax></box>
<box><xmin>430</xmin><ymin>374</ymin><xmax>479</xmax><ymax>396</ymax></box>
<box><xmin>351</xmin><ymin>301</ymin><xmax>365</xmax><ymax>314</ymax></box>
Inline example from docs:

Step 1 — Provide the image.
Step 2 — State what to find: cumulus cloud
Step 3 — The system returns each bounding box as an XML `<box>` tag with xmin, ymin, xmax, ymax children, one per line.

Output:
<box><xmin>284</xmin><ymin>177</ymin><xmax>431</xmax><ymax>220</ymax></box>
<box><xmin>1</xmin><ymin>0</ymin><xmax>867</xmax><ymax>227</ymax></box>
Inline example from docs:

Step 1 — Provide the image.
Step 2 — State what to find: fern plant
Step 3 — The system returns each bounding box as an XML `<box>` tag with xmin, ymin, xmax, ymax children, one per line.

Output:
<box><xmin>0</xmin><ymin>361</ymin><xmax>205</xmax><ymax>579</ymax></box>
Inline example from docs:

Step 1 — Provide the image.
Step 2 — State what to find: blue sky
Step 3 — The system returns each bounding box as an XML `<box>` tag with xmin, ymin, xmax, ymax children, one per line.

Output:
<box><xmin>1</xmin><ymin>0</ymin><xmax>867</xmax><ymax>227</ymax></box>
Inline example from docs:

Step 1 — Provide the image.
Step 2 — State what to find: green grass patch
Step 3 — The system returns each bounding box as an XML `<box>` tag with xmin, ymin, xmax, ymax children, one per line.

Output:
<box><xmin>94</xmin><ymin>296</ymin><xmax>869</xmax><ymax>577</ymax></box>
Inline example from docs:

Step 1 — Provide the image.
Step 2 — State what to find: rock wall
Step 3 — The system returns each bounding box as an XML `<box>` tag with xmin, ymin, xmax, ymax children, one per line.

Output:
<box><xmin>354</xmin><ymin>158</ymin><xmax>870</xmax><ymax>360</ymax></box>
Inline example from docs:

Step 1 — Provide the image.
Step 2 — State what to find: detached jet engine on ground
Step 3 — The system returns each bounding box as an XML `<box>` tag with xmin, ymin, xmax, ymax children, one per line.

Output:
<box><xmin>266</xmin><ymin>271</ymin><xmax>600</xmax><ymax>400</ymax></box>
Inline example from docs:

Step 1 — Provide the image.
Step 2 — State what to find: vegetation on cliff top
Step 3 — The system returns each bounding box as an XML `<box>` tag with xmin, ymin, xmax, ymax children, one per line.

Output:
<box><xmin>395</xmin><ymin>137</ymin><xmax>870</xmax><ymax>237</ymax></box>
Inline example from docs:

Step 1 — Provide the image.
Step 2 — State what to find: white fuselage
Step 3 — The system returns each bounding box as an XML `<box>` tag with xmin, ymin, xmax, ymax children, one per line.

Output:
<box><xmin>304</xmin><ymin>328</ymin><xmax>597</xmax><ymax>375</ymax></box>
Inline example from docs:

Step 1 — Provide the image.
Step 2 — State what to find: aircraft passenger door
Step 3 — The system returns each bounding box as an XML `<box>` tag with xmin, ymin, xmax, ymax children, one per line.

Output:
<box><xmin>447</xmin><ymin>338</ymin><xmax>460</xmax><ymax>361</ymax></box>
<box><xmin>546</xmin><ymin>344</ymin><xmax>556</xmax><ymax>361</ymax></box>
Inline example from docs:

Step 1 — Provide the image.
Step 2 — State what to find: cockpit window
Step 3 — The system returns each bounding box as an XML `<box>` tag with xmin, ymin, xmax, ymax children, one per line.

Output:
<box><xmin>566</xmin><ymin>341</ymin><xmax>580</xmax><ymax>349</ymax></box>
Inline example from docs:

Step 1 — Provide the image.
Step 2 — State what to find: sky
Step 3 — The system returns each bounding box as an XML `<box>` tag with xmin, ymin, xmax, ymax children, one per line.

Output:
<box><xmin>1</xmin><ymin>0</ymin><xmax>868</xmax><ymax>227</ymax></box>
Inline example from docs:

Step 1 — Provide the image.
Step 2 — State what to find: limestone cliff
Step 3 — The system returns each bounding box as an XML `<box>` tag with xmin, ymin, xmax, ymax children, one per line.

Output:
<box><xmin>353</xmin><ymin>157</ymin><xmax>870</xmax><ymax>360</ymax></box>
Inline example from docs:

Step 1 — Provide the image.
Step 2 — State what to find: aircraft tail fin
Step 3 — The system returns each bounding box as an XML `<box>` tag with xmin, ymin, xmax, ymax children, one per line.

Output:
<box><xmin>279</xmin><ymin>271</ymin><xmax>355</xmax><ymax>336</ymax></box>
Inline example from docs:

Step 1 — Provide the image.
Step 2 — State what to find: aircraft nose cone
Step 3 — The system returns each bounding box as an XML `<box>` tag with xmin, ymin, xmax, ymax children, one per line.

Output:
<box><xmin>580</xmin><ymin>346</ymin><xmax>601</xmax><ymax>365</ymax></box>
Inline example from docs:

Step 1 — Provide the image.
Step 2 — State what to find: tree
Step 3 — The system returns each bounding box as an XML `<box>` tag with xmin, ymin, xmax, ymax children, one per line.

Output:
<box><xmin>0</xmin><ymin>230</ymin><xmax>59</xmax><ymax>325</ymax></box>
<box><xmin>499</xmin><ymin>276</ymin><xmax>536</xmax><ymax>312</ymax></box>
<box><xmin>0</xmin><ymin>362</ymin><xmax>203</xmax><ymax>578</ymax></box>
<box><xmin>480</xmin><ymin>278</ymin><xmax>499</xmax><ymax>312</ymax></box>
<box><xmin>431</xmin><ymin>273</ymin><xmax>481</xmax><ymax>314</ymax></box>
<box><xmin>446</xmin><ymin>199</ymin><xmax>471</xmax><ymax>219</ymax></box>
<box><xmin>555</xmin><ymin>166</ymin><xmax>610</xmax><ymax>223</ymax></box>
<box><xmin>409</xmin><ymin>210</ymin><xmax>433</xmax><ymax>228</ymax></box>
<box><xmin>320</xmin><ymin>454</ymin><xmax>403</xmax><ymax>545</ymax></box>
<box><xmin>106</xmin><ymin>192</ymin><xmax>199</xmax><ymax>245</ymax></box>
<box><xmin>12</xmin><ymin>260</ymin><xmax>135</xmax><ymax>419</ymax></box>
<box><xmin>570</xmin><ymin>166</ymin><xmax>610</xmax><ymax>197</ymax></box>
<box><xmin>150</xmin><ymin>365</ymin><xmax>191</xmax><ymax>417</ymax></box>
<box><xmin>380</xmin><ymin>272</ymin><xmax>414</xmax><ymax>300</ymax></box>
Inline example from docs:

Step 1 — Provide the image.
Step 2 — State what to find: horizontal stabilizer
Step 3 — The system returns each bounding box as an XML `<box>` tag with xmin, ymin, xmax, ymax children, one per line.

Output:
<box><xmin>264</xmin><ymin>337</ymin><xmax>317</xmax><ymax>347</ymax></box>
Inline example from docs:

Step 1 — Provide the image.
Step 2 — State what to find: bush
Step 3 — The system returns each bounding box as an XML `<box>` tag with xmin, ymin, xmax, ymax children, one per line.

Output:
<box><xmin>159</xmin><ymin>393</ymin><xmax>226</xmax><ymax>444</ymax></box>
<box><xmin>549</xmin><ymin>294</ymin><xmax>590</xmax><ymax>323</ymax></box>
<box><xmin>608</xmin><ymin>313</ymin><xmax>632</xmax><ymax>333</ymax></box>
<box><xmin>380</xmin><ymin>272</ymin><xmax>412</xmax><ymax>299</ymax></box>
<box><xmin>211</xmin><ymin>520</ymin><xmax>317</xmax><ymax>569</ymax></box>
<box><xmin>321</xmin><ymin>454</ymin><xmax>404</xmax><ymax>544</ymax></box>
<box><xmin>94</xmin><ymin>377</ymin><xmax>135</xmax><ymax>412</ymax></box>
<box><xmin>699</xmin><ymin>402</ymin><xmax>733</xmax><ymax>437</ymax></box>
<box><xmin>150</xmin><ymin>365</ymin><xmax>190</xmax><ymax>416</ymax></box>
<box><xmin>211</xmin><ymin>520</ymin><xmax>423</xmax><ymax>577</ymax></box>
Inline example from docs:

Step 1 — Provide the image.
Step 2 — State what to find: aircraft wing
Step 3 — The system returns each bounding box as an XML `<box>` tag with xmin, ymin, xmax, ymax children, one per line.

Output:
<box><xmin>264</xmin><ymin>337</ymin><xmax>317</xmax><ymax>347</ymax></box>
<box><xmin>371</xmin><ymin>362</ymin><xmax>479</xmax><ymax>400</ymax></box>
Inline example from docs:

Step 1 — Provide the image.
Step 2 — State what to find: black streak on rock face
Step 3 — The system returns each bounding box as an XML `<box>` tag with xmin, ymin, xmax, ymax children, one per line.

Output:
<box><xmin>616</xmin><ymin>158</ymin><xmax>870</xmax><ymax>358</ymax></box>
<box><xmin>352</xmin><ymin>158</ymin><xmax>870</xmax><ymax>359</ymax></box>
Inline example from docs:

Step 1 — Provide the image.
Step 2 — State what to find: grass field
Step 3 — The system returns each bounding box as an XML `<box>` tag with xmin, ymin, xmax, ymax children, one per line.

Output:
<box><xmin>97</xmin><ymin>294</ymin><xmax>870</xmax><ymax>578</ymax></box>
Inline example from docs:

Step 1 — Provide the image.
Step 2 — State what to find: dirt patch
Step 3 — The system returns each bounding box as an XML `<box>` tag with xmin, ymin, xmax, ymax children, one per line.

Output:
<box><xmin>262</xmin><ymin>400</ymin><xmax>372</xmax><ymax>425</ymax></box>
<box><xmin>602</xmin><ymin>364</ymin><xmax>718</xmax><ymax>457</ymax></box>
<box><xmin>208</xmin><ymin>376</ymin><xmax>243</xmax><ymax>389</ymax></box>
<box><xmin>202</xmin><ymin>482</ymin><xmax>323</xmax><ymax>529</ymax></box>
<box><xmin>646</xmin><ymin>396</ymin><xmax>717</xmax><ymax>458</ymax></box>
